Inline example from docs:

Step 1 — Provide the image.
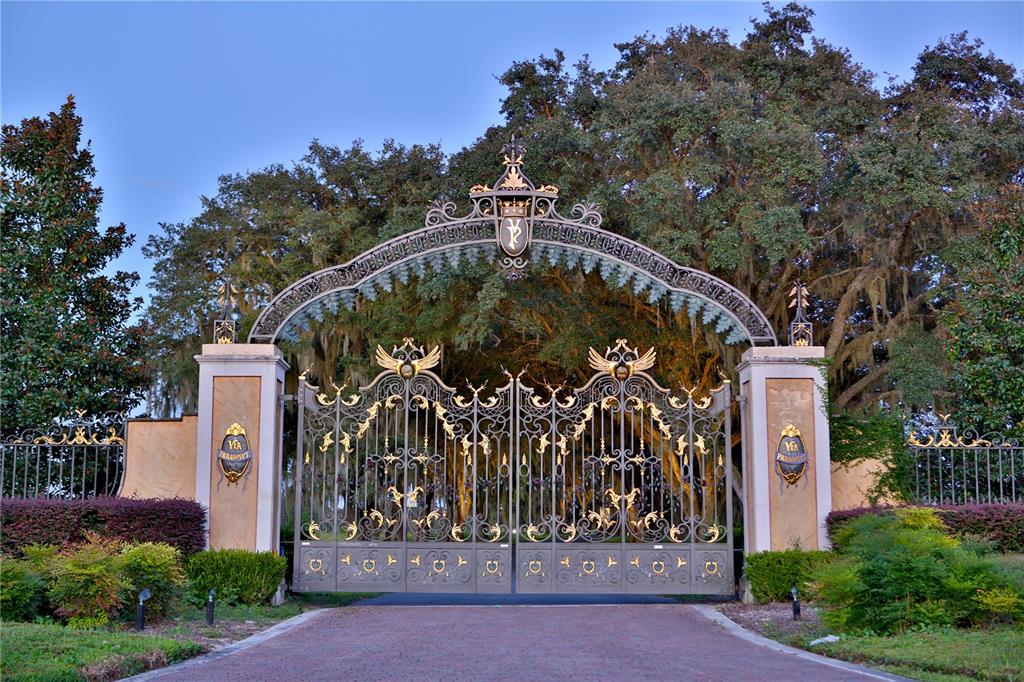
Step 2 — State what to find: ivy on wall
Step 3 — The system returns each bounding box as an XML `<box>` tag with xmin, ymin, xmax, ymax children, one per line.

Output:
<box><xmin>830</xmin><ymin>412</ymin><xmax>913</xmax><ymax>504</ymax></box>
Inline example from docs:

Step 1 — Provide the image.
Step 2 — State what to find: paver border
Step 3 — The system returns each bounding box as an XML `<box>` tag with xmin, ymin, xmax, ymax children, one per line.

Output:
<box><xmin>123</xmin><ymin>608</ymin><xmax>327</xmax><ymax>681</ymax></box>
<box><xmin>690</xmin><ymin>605</ymin><xmax>912</xmax><ymax>681</ymax></box>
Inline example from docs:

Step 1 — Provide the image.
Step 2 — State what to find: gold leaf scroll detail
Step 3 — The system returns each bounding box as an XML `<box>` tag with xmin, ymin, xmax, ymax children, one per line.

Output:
<box><xmin>572</xmin><ymin>401</ymin><xmax>597</xmax><ymax>441</ymax></box>
<box><xmin>355</xmin><ymin>401</ymin><xmax>382</xmax><ymax>439</ymax></box>
<box><xmin>433</xmin><ymin>402</ymin><xmax>457</xmax><ymax>441</ymax></box>
<box><xmin>500</xmin><ymin>165</ymin><xmax>528</xmax><ymax>189</ymax></box>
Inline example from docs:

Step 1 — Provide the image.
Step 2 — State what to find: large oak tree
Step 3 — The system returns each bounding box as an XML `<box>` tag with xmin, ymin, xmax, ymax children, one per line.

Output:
<box><xmin>142</xmin><ymin>6</ymin><xmax>1023</xmax><ymax>432</ymax></box>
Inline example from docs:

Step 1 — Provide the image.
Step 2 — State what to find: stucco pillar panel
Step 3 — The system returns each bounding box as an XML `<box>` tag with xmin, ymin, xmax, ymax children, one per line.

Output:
<box><xmin>195</xmin><ymin>344</ymin><xmax>288</xmax><ymax>553</ymax></box>
<box><xmin>738</xmin><ymin>346</ymin><xmax>831</xmax><ymax>552</ymax></box>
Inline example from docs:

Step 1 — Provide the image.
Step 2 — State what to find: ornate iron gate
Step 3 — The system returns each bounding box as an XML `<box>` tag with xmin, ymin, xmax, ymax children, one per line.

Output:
<box><xmin>292</xmin><ymin>339</ymin><xmax>734</xmax><ymax>595</ymax></box>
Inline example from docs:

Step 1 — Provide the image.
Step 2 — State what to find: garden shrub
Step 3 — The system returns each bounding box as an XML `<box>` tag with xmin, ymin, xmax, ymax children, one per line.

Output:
<box><xmin>186</xmin><ymin>549</ymin><xmax>286</xmax><ymax>605</ymax></box>
<box><xmin>119</xmin><ymin>542</ymin><xmax>185</xmax><ymax>619</ymax></box>
<box><xmin>0</xmin><ymin>497</ymin><xmax>206</xmax><ymax>558</ymax></box>
<box><xmin>14</xmin><ymin>536</ymin><xmax>187</xmax><ymax>627</ymax></box>
<box><xmin>827</xmin><ymin>503</ymin><xmax>1024</xmax><ymax>553</ymax></box>
<box><xmin>743</xmin><ymin>549</ymin><xmax>831</xmax><ymax>602</ymax></box>
<box><xmin>0</xmin><ymin>558</ymin><xmax>46</xmax><ymax>622</ymax></box>
<box><xmin>47</xmin><ymin>533</ymin><xmax>126</xmax><ymax>628</ymax></box>
<box><xmin>813</xmin><ymin>507</ymin><xmax>1023</xmax><ymax>634</ymax></box>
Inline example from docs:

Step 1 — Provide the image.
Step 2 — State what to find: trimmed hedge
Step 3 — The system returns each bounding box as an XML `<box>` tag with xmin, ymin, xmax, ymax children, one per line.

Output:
<box><xmin>0</xmin><ymin>497</ymin><xmax>206</xmax><ymax>558</ymax></box>
<box><xmin>827</xmin><ymin>503</ymin><xmax>1024</xmax><ymax>553</ymax></box>
<box><xmin>744</xmin><ymin>549</ymin><xmax>832</xmax><ymax>602</ymax></box>
<box><xmin>186</xmin><ymin>549</ymin><xmax>286</xmax><ymax>605</ymax></box>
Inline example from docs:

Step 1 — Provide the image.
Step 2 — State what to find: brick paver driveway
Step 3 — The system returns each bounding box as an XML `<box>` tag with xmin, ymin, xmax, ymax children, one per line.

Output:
<box><xmin>146</xmin><ymin>604</ymin><xmax>893</xmax><ymax>681</ymax></box>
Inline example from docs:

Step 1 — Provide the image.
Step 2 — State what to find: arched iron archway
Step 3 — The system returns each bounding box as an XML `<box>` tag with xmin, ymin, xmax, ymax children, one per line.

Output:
<box><xmin>248</xmin><ymin>140</ymin><xmax>777</xmax><ymax>346</ymax></box>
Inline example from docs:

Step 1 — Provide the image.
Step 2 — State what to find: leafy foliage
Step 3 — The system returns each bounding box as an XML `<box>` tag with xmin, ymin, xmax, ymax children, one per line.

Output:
<box><xmin>140</xmin><ymin>7</ymin><xmax>1023</xmax><ymax>425</ymax></box>
<box><xmin>10</xmin><ymin>536</ymin><xmax>187</xmax><ymax>627</ymax></box>
<box><xmin>185</xmin><ymin>550</ymin><xmax>286</xmax><ymax>605</ymax></box>
<box><xmin>0</xmin><ymin>96</ymin><xmax>148</xmax><ymax>429</ymax></box>
<box><xmin>743</xmin><ymin>549</ymin><xmax>831</xmax><ymax>602</ymax></box>
<box><xmin>46</xmin><ymin>533</ymin><xmax>127</xmax><ymax>628</ymax></box>
<box><xmin>119</xmin><ymin>542</ymin><xmax>185</xmax><ymax>619</ymax></box>
<box><xmin>940</xmin><ymin>186</ymin><xmax>1024</xmax><ymax>434</ymax></box>
<box><xmin>827</xmin><ymin>503</ymin><xmax>1024</xmax><ymax>553</ymax></box>
<box><xmin>828</xmin><ymin>412</ymin><xmax>912</xmax><ymax>503</ymax></box>
<box><xmin>0</xmin><ymin>558</ymin><xmax>46</xmax><ymax>622</ymax></box>
<box><xmin>0</xmin><ymin>497</ymin><xmax>207</xmax><ymax>558</ymax></box>
<box><xmin>813</xmin><ymin>507</ymin><xmax>1022</xmax><ymax>633</ymax></box>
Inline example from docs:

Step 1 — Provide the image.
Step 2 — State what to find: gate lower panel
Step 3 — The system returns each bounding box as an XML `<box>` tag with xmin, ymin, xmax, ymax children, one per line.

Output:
<box><xmin>516</xmin><ymin>544</ymin><xmax>732</xmax><ymax>595</ymax></box>
<box><xmin>294</xmin><ymin>541</ymin><xmax>512</xmax><ymax>593</ymax></box>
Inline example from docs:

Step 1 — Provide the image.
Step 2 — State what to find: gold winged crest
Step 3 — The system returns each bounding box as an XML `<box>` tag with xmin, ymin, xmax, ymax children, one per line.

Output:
<box><xmin>588</xmin><ymin>339</ymin><xmax>656</xmax><ymax>379</ymax></box>
<box><xmin>375</xmin><ymin>338</ymin><xmax>442</xmax><ymax>377</ymax></box>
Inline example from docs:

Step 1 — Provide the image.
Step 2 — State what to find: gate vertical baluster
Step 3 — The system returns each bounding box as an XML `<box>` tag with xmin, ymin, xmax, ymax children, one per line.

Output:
<box><xmin>550</xmin><ymin>388</ymin><xmax>557</xmax><ymax>548</ymax></box>
<box><xmin>724</xmin><ymin>383</ymin><xmax>734</xmax><ymax>585</ymax></box>
<box><xmin>917</xmin><ymin>446</ymin><xmax>925</xmax><ymax>499</ymax></box>
<box><xmin>56</xmin><ymin>445</ymin><xmax>63</xmax><ymax>498</ymax></box>
<box><xmin>471</xmin><ymin>388</ymin><xmax>479</xmax><ymax>589</ymax></box>
<box><xmin>686</xmin><ymin>392</ymin><xmax>697</xmax><ymax>556</ymax></box>
<box><xmin>1010</xmin><ymin>446</ymin><xmax>1016</xmax><ymax>503</ymax></box>
<box><xmin>401</xmin><ymin>376</ymin><xmax>410</xmax><ymax>588</ymax></box>
<box><xmin>998</xmin><ymin>446</ymin><xmax>1005</xmax><ymax>503</ymax></box>
<box><xmin>293</xmin><ymin>385</ymin><xmax>305</xmax><ymax>588</ymax></box>
<box><xmin>512</xmin><ymin>377</ymin><xmax>520</xmax><ymax>584</ymax></box>
<box><xmin>508</xmin><ymin>379</ymin><xmax>515</xmax><ymax>589</ymax></box>
<box><xmin>23</xmin><ymin>443</ymin><xmax>31</xmax><ymax>498</ymax></box>
<box><xmin>33</xmin><ymin>443</ymin><xmax>41</xmax><ymax>497</ymax></box>
<box><xmin>332</xmin><ymin>384</ymin><xmax>341</xmax><ymax>571</ymax></box>
<box><xmin>618</xmin><ymin>379</ymin><xmax>626</xmax><ymax>551</ymax></box>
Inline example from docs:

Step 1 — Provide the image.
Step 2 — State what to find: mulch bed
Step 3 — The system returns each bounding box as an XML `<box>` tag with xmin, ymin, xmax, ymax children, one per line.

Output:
<box><xmin>143</xmin><ymin>617</ymin><xmax>288</xmax><ymax>652</ymax></box>
<box><xmin>716</xmin><ymin>601</ymin><xmax>826</xmax><ymax>641</ymax></box>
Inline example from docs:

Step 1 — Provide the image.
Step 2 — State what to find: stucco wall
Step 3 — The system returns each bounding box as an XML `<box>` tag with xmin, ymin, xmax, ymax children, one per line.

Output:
<box><xmin>120</xmin><ymin>416</ymin><xmax>197</xmax><ymax>500</ymax></box>
<box><xmin>831</xmin><ymin>458</ymin><xmax>895</xmax><ymax>511</ymax></box>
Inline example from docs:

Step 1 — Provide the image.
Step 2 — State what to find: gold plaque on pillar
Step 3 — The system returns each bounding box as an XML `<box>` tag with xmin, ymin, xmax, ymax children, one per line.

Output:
<box><xmin>775</xmin><ymin>424</ymin><xmax>808</xmax><ymax>486</ymax></box>
<box><xmin>217</xmin><ymin>423</ymin><xmax>252</xmax><ymax>484</ymax></box>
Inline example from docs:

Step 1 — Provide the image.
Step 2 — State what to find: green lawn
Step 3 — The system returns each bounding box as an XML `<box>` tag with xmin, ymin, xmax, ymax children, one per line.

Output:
<box><xmin>0</xmin><ymin>622</ymin><xmax>204</xmax><ymax>682</ymax></box>
<box><xmin>813</xmin><ymin>627</ymin><xmax>1024</xmax><ymax>682</ymax></box>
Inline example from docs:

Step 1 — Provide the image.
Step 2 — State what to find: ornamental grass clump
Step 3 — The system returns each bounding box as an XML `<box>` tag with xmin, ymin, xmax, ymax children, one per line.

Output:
<box><xmin>812</xmin><ymin>507</ymin><xmax>1023</xmax><ymax>634</ymax></box>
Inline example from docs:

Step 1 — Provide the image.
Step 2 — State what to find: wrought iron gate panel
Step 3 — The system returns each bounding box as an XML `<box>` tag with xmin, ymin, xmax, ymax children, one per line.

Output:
<box><xmin>293</xmin><ymin>339</ymin><xmax>513</xmax><ymax>593</ymax></box>
<box><xmin>515</xmin><ymin>340</ymin><xmax>733</xmax><ymax>594</ymax></box>
<box><xmin>292</xmin><ymin>338</ymin><xmax>733</xmax><ymax>595</ymax></box>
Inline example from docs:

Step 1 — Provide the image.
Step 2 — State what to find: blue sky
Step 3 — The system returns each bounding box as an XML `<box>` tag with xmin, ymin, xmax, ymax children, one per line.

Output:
<box><xmin>3</xmin><ymin>2</ymin><xmax>1022</xmax><ymax>306</ymax></box>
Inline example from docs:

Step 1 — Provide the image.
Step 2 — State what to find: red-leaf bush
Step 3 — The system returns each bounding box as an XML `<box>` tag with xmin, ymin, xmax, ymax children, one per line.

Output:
<box><xmin>1</xmin><ymin>497</ymin><xmax>206</xmax><ymax>557</ymax></box>
<box><xmin>827</xmin><ymin>503</ymin><xmax>1024</xmax><ymax>553</ymax></box>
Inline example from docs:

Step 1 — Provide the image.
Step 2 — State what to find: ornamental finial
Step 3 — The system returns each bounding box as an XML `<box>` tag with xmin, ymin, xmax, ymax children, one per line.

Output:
<box><xmin>788</xmin><ymin>281</ymin><xmax>812</xmax><ymax>346</ymax></box>
<box><xmin>501</xmin><ymin>134</ymin><xmax>526</xmax><ymax>166</ymax></box>
<box><xmin>212</xmin><ymin>275</ymin><xmax>239</xmax><ymax>343</ymax></box>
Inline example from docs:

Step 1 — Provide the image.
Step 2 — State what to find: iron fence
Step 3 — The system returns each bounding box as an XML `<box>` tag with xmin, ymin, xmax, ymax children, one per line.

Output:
<box><xmin>1</xmin><ymin>410</ymin><xmax>127</xmax><ymax>499</ymax></box>
<box><xmin>909</xmin><ymin>418</ymin><xmax>1022</xmax><ymax>505</ymax></box>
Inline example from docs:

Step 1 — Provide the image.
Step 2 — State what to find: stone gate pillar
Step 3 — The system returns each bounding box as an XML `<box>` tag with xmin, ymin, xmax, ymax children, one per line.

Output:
<box><xmin>738</xmin><ymin>346</ymin><xmax>831</xmax><ymax>554</ymax></box>
<box><xmin>194</xmin><ymin>343</ymin><xmax>288</xmax><ymax>552</ymax></box>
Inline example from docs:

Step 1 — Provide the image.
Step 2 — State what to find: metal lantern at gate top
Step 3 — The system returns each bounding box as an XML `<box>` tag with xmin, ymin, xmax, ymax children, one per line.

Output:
<box><xmin>468</xmin><ymin>136</ymin><xmax>559</xmax><ymax>261</ymax></box>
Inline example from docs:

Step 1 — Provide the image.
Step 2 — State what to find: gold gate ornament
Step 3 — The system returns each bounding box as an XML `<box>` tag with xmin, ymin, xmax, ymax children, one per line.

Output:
<box><xmin>216</xmin><ymin>423</ymin><xmax>252</xmax><ymax>484</ymax></box>
<box><xmin>775</xmin><ymin>424</ymin><xmax>808</xmax><ymax>486</ymax></box>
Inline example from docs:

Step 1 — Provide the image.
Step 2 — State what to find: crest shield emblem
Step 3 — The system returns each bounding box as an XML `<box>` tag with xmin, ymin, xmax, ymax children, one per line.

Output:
<box><xmin>217</xmin><ymin>423</ymin><xmax>252</xmax><ymax>484</ymax></box>
<box><xmin>774</xmin><ymin>424</ymin><xmax>808</xmax><ymax>486</ymax></box>
<box><xmin>498</xmin><ymin>200</ymin><xmax>530</xmax><ymax>257</ymax></box>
